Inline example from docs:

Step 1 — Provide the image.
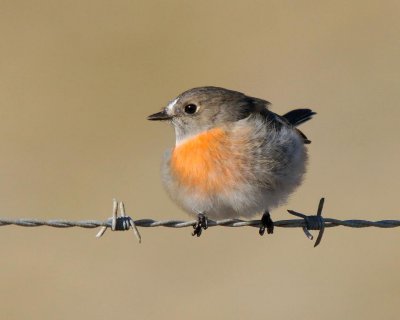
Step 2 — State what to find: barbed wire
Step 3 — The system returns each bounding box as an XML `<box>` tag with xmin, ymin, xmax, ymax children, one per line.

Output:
<box><xmin>0</xmin><ymin>198</ymin><xmax>399</xmax><ymax>247</ymax></box>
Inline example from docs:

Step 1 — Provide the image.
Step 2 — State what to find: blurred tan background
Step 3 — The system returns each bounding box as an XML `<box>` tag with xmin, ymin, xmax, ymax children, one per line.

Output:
<box><xmin>1</xmin><ymin>0</ymin><xmax>399</xmax><ymax>319</ymax></box>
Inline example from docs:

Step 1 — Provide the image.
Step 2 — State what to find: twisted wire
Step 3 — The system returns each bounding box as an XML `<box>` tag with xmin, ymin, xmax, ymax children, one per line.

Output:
<box><xmin>1</xmin><ymin>198</ymin><xmax>399</xmax><ymax>247</ymax></box>
<box><xmin>0</xmin><ymin>217</ymin><xmax>399</xmax><ymax>229</ymax></box>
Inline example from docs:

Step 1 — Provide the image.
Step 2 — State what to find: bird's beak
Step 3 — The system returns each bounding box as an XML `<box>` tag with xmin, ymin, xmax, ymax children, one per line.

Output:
<box><xmin>147</xmin><ymin>109</ymin><xmax>172</xmax><ymax>121</ymax></box>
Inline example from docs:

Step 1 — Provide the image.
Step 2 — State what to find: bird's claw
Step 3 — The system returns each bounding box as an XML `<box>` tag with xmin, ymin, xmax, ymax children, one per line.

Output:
<box><xmin>259</xmin><ymin>212</ymin><xmax>274</xmax><ymax>236</ymax></box>
<box><xmin>192</xmin><ymin>213</ymin><xmax>208</xmax><ymax>237</ymax></box>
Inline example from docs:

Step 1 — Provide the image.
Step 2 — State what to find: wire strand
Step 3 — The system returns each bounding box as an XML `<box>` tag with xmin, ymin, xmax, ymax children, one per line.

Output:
<box><xmin>0</xmin><ymin>217</ymin><xmax>399</xmax><ymax>229</ymax></box>
<box><xmin>1</xmin><ymin>198</ymin><xmax>399</xmax><ymax>247</ymax></box>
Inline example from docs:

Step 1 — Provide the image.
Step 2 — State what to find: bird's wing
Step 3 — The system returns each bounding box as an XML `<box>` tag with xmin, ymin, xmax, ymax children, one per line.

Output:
<box><xmin>262</xmin><ymin>109</ymin><xmax>313</xmax><ymax>144</ymax></box>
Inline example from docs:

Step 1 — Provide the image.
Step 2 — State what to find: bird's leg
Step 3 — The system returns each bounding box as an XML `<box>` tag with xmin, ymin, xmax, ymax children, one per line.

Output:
<box><xmin>259</xmin><ymin>211</ymin><xmax>274</xmax><ymax>236</ymax></box>
<box><xmin>192</xmin><ymin>212</ymin><xmax>208</xmax><ymax>237</ymax></box>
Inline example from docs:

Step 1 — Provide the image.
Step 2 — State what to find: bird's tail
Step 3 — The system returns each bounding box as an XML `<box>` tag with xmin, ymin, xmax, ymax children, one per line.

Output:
<box><xmin>283</xmin><ymin>109</ymin><xmax>316</xmax><ymax>127</ymax></box>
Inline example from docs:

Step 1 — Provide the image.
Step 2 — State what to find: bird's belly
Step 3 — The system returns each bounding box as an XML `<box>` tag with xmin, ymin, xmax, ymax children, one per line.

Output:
<box><xmin>163</xmin><ymin>126</ymin><xmax>307</xmax><ymax>219</ymax></box>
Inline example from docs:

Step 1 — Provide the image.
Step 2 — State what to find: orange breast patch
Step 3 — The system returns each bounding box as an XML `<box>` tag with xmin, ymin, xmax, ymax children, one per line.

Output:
<box><xmin>171</xmin><ymin>128</ymin><xmax>238</xmax><ymax>195</ymax></box>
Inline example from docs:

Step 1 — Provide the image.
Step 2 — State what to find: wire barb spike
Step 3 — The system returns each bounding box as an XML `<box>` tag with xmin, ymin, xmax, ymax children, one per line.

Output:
<box><xmin>287</xmin><ymin>197</ymin><xmax>326</xmax><ymax>247</ymax></box>
<box><xmin>96</xmin><ymin>199</ymin><xmax>141</xmax><ymax>243</ymax></box>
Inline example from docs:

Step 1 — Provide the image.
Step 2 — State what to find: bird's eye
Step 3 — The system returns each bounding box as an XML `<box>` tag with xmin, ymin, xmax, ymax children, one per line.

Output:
<box><xmin>184</xmin><ymin>104</ymin><xmax>198</xmax><ymax>114</ymax></box>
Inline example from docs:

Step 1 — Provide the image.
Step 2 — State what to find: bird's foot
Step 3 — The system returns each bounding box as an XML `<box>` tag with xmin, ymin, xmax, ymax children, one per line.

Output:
<box><xmin>259</xmin><ymin>211</ymin><xmax>274</xmax><ymax>236</ymax></box>
<box><xmin>192</xmin><ymin>213</ymin><xmax>208</xmax><ymax>237</ymax></box>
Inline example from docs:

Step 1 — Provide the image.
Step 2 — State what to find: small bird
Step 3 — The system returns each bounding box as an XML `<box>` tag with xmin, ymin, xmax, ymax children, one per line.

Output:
<box><xmin>148</xmin><ymin>87</ymin><xmax>315</xmax><ymax>236</ymax></box>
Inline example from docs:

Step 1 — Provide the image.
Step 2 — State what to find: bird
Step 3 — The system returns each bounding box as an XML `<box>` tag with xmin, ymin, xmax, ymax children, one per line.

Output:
<box><xmin>148</xmin><ymin>86</ymin><xmax>315</xmax><ymax>236</ymax></box>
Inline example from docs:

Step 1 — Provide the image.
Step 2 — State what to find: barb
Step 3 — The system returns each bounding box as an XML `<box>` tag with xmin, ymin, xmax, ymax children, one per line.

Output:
<box><xmin>0</xmin><ymin>198</ymin><xmax>399</xmax><ymax>247</ymax></box>
<box><xmin>95</xmin><ymin>199</ymin><xmax>141</xmax><ymax>243</ymax></box>
<box><xmin>288</xmin><ymin>198</ymin><xmax>326</xmax><ymax>247</ymax></box>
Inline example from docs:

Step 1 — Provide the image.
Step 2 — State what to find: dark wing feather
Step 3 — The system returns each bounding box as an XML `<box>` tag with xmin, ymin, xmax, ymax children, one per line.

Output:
<box><xmin>261</xmin><ymin>108</ymin><xmax>315</xmax><ymax>144</ymax></box>
<box><xmin>282</xmin><ymin>109</ymin><xmax>316</xmax><ymax>126</ymax></box>
<box><xmin>244</xmin><ymin>96</ymin><xmax>315</xmax><ymax>144</ymax></box>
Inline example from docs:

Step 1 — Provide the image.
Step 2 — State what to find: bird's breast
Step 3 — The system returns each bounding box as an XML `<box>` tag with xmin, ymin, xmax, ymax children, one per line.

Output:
<box><xmin>170</xmin><ymin>128</ymin><xmax>241</xmax><ymax>194</ymax></box>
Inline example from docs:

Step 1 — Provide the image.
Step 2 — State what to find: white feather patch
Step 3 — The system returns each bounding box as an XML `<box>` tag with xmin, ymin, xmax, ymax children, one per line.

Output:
<box><xmin>166</xmin><ymin>98</ymin><xmax>179</xmax><ymax>113</ymax></box>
